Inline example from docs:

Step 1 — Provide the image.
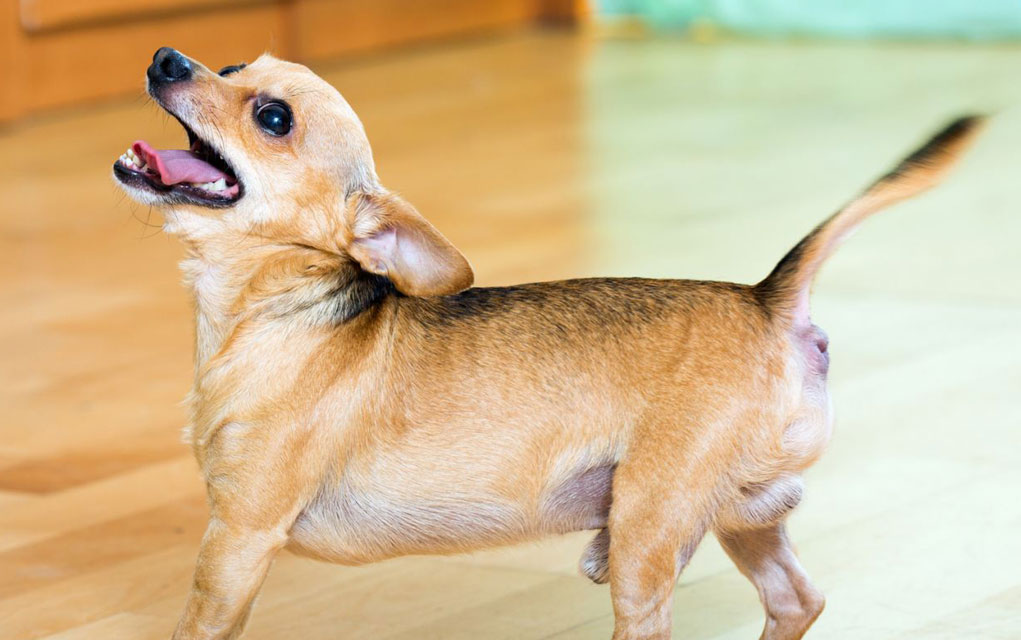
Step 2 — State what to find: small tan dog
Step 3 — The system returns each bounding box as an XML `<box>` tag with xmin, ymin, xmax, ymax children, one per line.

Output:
<box><xmin>113</xmin><ymin>48</ymin><xmax>982</xmax><ymax>640</ymax></box>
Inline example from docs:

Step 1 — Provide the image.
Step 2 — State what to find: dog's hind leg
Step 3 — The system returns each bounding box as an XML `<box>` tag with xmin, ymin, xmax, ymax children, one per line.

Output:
<box><xmin>580</xmin><ymin>527</ymin><xmax>611</xmax><ymax>584</ymax></box>
<box><xmin>605</xmin><ymin>418</ymin><xmax>719</xmax><ymax>640</ymax></box>
<box><xmin>717</xmin><ymin>522</ymin><xmax>824</xmax><ymax>640</ymax></box>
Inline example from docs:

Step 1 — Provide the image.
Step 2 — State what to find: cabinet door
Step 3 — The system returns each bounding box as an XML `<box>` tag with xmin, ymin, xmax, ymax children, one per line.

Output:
<box><xmin>18</xmin><ymin>2</ymin><xmax>290</xmax><ymax>113</ymax></box>
<box><xmin>19</xmin><ymin>0</ymin><xmax>258</xmax><ymax>32</ymax></box>
<box><xmin>292</xmin><ymin>0</ymin><xmax>588</xmax><ymax>60</ymax></box>
<box><xmin>1</xmin><ymin>2</ymin><xmax>24</xmax><ymax>120</ymax></box>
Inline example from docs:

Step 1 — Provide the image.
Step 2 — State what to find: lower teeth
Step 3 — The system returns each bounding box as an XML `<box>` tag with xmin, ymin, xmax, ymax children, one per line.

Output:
<box><xmin>193</xmin><ymin>179</ymin><xmax>228</xmax><ymax>192</ymax></box>
<box><xmin>119</xmin><ymin>149</ymin><xmax>232</xmax><ymax>195</ymax></box>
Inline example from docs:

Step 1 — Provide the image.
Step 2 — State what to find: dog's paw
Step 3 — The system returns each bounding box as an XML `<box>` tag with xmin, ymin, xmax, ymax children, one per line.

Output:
<box><xmin>578</xmin><ymin>528</ymin><xmax>610</xmax><ymax>584</ymax></box>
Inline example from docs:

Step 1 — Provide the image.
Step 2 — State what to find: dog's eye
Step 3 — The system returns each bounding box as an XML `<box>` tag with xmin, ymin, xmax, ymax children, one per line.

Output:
<box><xmin>218</xmin><ymin>63</ymin><xmax>247</xmax><ymax>77</ymax></box>
<box><xmin>255</xmin><ymin>102</ymin><xmax>292</xmax><ymax>137</ymax></box>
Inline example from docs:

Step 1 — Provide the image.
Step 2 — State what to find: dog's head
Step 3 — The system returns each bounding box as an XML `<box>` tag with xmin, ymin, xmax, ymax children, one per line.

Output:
<box><xmin>114</xmin><ymin>48</ymin><xmax>472</xmax><ymax>296</ymax></box>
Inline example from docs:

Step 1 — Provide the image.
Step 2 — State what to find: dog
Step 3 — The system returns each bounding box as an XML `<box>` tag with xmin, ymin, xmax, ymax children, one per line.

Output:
<box><xmin>113</xmin><ymin>47</ymin><xmax>982</xmax><ymax>640</ymax></box>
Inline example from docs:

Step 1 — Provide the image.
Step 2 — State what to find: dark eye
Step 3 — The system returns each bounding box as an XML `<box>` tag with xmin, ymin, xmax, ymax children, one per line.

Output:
<box><xmin>255</xmin><ymin>102</ymin><xmax>292</xmax><ymax>137</ymax></box>
<box><xmin>218</xmin><ymin>63</ymin><xmax>246</xmax><ymax>77</ymax></box>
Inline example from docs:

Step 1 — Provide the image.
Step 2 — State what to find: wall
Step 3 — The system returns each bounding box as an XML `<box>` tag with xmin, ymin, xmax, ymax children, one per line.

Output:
<box><xmin>596</xmin><ymin>0</ymin><xmax>1021</xmax><ymax>38</ymax></box>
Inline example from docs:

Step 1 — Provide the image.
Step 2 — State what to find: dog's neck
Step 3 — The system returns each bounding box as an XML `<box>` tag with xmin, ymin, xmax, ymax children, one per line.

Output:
<box><xmin>167</xmin><ymin>210</ymin><xmax>319</xmax><ymax>371</ymax></box>
<box><xmin>171</xmin><ymin>218</ymin><xmax>393</xmax><ymax>376</ymax></box>
<box><xmin>180</xmin><ymin>253</ymin><xmax>237</xmax><ymax>372</ymax></box>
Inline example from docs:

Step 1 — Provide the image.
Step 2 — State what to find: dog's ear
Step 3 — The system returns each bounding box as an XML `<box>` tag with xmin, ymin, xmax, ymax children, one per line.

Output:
<box><xmin>346</xmin><ymin>191</ymin><xmax>474</xmax><ymax>297</ymax></box>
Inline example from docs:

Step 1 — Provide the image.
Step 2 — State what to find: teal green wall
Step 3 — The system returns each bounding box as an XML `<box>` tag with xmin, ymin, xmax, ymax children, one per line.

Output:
<box><xmin>599</xmin><ymin>0</ymin><xmax>1021</xmax><ymax>39</ymax></box>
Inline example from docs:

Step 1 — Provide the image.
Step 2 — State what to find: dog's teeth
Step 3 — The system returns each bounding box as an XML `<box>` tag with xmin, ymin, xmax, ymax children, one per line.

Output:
<box><xmin>184</xmin><ymin>180</ymin><xmax>228</xmax><ymax>192</ymax></box>
<box><xmin>117</xmin><ymin>148</ymin><xmax>147</xmax><ymax>172</ymax></box>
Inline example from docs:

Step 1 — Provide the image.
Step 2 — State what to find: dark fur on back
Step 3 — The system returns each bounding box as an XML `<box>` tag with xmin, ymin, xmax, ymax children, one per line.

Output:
<box><xmin>404</xmin><ymin>278</ymin><xmax>758</xmax><ymax>336</ymax></box>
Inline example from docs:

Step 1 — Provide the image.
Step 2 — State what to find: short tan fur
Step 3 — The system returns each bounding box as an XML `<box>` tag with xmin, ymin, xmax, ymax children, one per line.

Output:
<box><xmin>112</xmin><ymin>49</ymin><xmax>983</xmax><ymax>640</ymax></box>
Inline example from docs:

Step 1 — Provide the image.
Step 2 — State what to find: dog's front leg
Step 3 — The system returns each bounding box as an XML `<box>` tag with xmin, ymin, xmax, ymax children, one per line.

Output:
<box><xmin>172</xmin><ymin>420</ymin><xmax>328</xmax><ymax>640</ymax></box>
<box><xmin>172</xmin><ymin>518</ymin><xmax>287</xmax><ymax>640</ymax></box>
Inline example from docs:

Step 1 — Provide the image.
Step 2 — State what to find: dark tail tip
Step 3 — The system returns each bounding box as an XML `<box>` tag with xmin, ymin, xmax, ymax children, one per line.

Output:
<box><xmin>877</xmin><ymin>114</ymin><xmax>987</xmax><ymax>185</ymax></box>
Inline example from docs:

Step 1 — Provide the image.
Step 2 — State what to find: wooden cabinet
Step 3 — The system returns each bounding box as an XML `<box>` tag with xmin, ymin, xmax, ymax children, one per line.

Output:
<box><xmin>1</xmin><ymin>0</ymin><xmax>586</xmax><ymax>121</ymax></box>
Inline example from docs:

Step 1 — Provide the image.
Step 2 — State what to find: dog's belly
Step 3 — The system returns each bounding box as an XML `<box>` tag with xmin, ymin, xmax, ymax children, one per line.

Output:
<box><xmin>287</xmin><ymin>463</ymin><xmax>616</xmax><ymax>565</ymax></box>
<box><xmin>540</xmin><ymin>463</ymin><xmax>615</xmax><ymax>532</ymax></box>
<box><xmin>288</xmin><ymin>487</ymin><xmax>524</xmax><ymax>564</ymax></box>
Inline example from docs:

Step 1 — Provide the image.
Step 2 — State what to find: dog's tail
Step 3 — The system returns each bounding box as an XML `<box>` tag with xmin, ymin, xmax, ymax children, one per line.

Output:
<box><xmin>755</xmin><ymin>115</ymin><xmax>985</xmax><ymax>322</ymax></box>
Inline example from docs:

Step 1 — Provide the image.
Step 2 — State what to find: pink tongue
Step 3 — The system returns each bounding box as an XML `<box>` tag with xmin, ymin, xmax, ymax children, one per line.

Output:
<box><xmin>132</xmin><ymin>140</ymin><xmax>230</xmax><ymax>185</ymax></box>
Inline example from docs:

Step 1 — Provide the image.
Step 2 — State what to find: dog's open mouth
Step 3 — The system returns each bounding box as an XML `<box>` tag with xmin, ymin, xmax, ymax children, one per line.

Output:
<box><xmin>113</xmin><ymin>123</ymin><xmax>242</xmax><ymax>207</ymax></box>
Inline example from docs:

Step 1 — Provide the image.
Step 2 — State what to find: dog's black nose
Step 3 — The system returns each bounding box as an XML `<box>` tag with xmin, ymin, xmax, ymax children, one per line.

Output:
<box><xmin>148</xmin><ymin>47</ymin><xmax>192</xmax><ymax>86</ymax></box>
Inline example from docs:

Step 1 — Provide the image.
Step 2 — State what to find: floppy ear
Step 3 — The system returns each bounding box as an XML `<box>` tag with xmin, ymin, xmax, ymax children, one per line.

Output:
<box><xmin>346</xmin><ymin>191</ymin><xmax>474</xmax><ymax>297</ymax></box>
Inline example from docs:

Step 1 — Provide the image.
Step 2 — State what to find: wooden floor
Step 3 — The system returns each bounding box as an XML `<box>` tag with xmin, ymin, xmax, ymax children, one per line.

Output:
<box><xmin>2</xmin><ymin>29</ymin><xmax>1020</xmax><ymax>640</ymax></box>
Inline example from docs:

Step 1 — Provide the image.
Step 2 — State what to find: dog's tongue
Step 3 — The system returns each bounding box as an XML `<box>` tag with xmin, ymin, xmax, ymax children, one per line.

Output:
<box><xmin>132</xmin><ymin>140</ymin><xmax>230</xmax><ymax>186</ymax></box>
